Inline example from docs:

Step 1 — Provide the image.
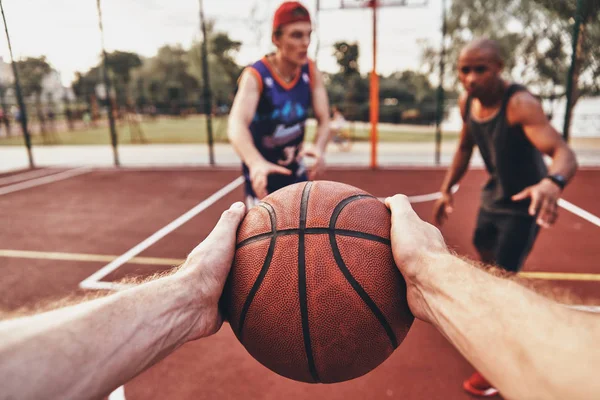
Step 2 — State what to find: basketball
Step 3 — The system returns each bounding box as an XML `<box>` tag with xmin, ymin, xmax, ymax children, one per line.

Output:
<box><xmin>223</xmin><ymin>181</ymin><xmax>414</xmax><ymax>383</ymax></box>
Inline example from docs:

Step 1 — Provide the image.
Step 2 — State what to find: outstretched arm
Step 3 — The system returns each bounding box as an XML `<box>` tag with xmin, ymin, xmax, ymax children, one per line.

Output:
<box><xmin>387</xmin><ymin>194</ymin><xmax>600</xmax><ymax>400</ymax></box>
<box><xmin>228</xmin><ymin>69</ymin><xmax>291</xmax><ymax>198</ymax></box>
<box><xmin>508</xmin><ymin>92</ymin><xmax>578</xmax><ymax>227</ymax></box>
<box><xmin>433</xmin><ymin>93</ymin><xmax>475</xmax><ymax>226</ymax></box>
<box><xmin>0</xmin><ymin>202</ymin><xmax>246</xmax><ymax>400</ymax></box>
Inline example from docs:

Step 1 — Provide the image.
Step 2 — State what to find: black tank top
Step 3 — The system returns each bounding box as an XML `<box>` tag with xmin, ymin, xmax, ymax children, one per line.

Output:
<box><xmin>466</xmin><ymin>84</ymin><xmax>547</xmax><ymax>215</ymax></box>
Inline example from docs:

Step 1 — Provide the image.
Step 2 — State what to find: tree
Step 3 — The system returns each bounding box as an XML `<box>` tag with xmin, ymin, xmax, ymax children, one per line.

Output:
<box><xmin>105</xmin><ymin>51</ymin><xmax>142</xmax><ymax>106</ymax></box>
<box><xmin>15</xmin><ymin>57</ymin><xmax>52</xmax><ymax>136</ymax></box>
<box><xmin>130</xmin><ymin>45</ymin><xmax>199</xmax><ymax>114</ymax></box>
<box><xmin>535</xmin><ymin>0</ymin><xmax>600</xmax><ymax>135</ymax></box>
<box><xmin>333</xmin><ymin>41</ymin><xmax>360</xmax><ymax>76</ymax></box>
<box><xmin>72</xmin><ymin>67</ymin><xmax>101</xmax><ymax>106</ymax></box>
<box><xmin>210</xmin><ymin>32</ymin><xmax>242</xmax><ymax>85</ymax></box>
<box><xmin>420</xmin><ymin>0</ymin><xmax>600</xmax><ymax>135</ymax></box>
<box><xmin>16</xmin><ymin>56</ymin><xmax>52</xmax><ymax>100</ymax></box>
<box><xmin>187</xmin><ymin>22</ymin><xmax>243</xmax><ymax>110</ymax></box>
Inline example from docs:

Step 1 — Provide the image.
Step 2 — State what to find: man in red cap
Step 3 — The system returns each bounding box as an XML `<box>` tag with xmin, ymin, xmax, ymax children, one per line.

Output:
<box><xmin>228</xmin><ymin>1</ymin><xmax>331</xmax><ymax>207</ymax></box>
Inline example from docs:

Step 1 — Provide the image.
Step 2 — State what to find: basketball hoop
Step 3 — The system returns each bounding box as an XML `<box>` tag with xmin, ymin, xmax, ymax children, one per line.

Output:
<box><xmin>316</xmin><ymin>0</ymin><xmax>429</xmax><ymax>168</ymax></box>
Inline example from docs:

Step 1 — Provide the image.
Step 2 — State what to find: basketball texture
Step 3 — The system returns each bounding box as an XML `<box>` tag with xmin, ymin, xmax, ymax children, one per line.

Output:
<box><xmin>223</xmin><ymin>181</ymin><xmax>413</xmax><ymax>383</ymax></box>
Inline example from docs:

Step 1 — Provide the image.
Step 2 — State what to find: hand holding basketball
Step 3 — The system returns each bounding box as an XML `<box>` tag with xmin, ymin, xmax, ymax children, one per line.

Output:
<box><xmin>386</xmin><ymin>194</ymin><xmax>449</xmax><ymax>323</ymax></box>
<box><xmin>179</xmin><ymin>201</ymin><xmax>246</xmax><ymax>340</ymax></box>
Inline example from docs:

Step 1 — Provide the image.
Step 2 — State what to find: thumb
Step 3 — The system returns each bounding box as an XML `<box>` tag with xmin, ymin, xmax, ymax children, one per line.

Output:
<box><xmin>190</xmin><ymin>202</ymin><xmax>246</xmax><ymax>256</ymax></box>
<box><xmin>385</xmin><ymin>194</ymin><xmax>415</xmax><ymax>218</ymax></box>
<box><xmin>269</xmin><ymin>163</ymin><xmax>292</xmax><ymax>176</ymax></box>
<box><xmin>216</xmin><ymin>202</ymin><xmax>246</xmax><ymax>233</ymax></box>
<box><xmin>512</xmin><ymin>187</ymin><xmax>531</xmax><ymax>201</ymax></box>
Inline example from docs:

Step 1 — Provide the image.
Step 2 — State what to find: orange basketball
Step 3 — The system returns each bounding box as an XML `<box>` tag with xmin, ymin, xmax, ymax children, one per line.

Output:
<box><xmin>223</xmin><ymin>181</ymin><xmax>413</xmax><ymax>383</ymax></box>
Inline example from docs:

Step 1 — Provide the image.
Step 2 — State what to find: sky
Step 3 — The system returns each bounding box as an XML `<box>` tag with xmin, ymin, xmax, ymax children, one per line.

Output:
<box><xmin>0</xmin><ymin>0</ymin><xmax>445</xmax><ymax>86</ymax></box>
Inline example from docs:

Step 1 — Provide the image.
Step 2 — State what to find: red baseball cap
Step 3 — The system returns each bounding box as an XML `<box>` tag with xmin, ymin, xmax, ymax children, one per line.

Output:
<box><xmin>273</xmin><ymin>2</ymin><xmax>311</xmax><ymax>33</ymax></box>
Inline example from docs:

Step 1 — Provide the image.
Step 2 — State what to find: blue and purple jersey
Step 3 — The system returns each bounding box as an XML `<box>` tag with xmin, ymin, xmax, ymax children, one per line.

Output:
<box><xmin>241</xmin><ymin>56</ymin><xmax>315</xmax><ymax>197</ymax></box>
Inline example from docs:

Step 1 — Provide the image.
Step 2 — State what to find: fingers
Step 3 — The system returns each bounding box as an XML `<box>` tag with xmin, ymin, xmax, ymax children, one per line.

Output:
<box><xmin>252</xmin><ymin>176</ymin><xmax>268</xmax><ymax>199</ymax></box>
<box><xmin>218</xmin><ymin>201</ymin><xmax>246</xmax><ymax>227</ymax></box>
<box><xmin>269</xmin><ymin>164</ymin><xmax>293</xmax><ymax>176</ymax></box>
<box><xmin>385</xmin><ymin>194</ymin><xmax>416</xmax><ymax>219</ymax></box>
<box><xmin>187</xmin><ymin>202</ymin><xmax>246</xmax><ymax>259</ymax></box>
<box><xmin>309</xmin><ymin>159</ymin><xmax>325</xmax><ymax>181</ymax></box>
<box><xmin>512</xmin><ymin>187</ymin><xmax>530</xmax><ymax>202</ymax></box>
<box><xmin>198</xmin><ymin>202</ymin><xmax>245</xmax><ymax>244</ymax></box>
<box><xmin>433</xmin><ymin>202</ymin><xmax>446</xmax><ymax>227</ymax></box>
<box><xmin>528</xmin><ymin>191</ymin><xmax>542</xmax><ymax>217</ymax></box>
<box><xmin>301</xmin><ymin>149</ymin><xmax>316</xmax><ymax>158</ymax></box>
<box><xmin>537</xmin><ymin>197</ymin><xmax>558</xmax><ymax>228</ymax></box>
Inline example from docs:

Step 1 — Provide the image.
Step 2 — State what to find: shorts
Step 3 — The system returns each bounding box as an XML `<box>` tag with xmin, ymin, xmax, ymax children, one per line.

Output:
<box><xmin>473</xmin><ymin>208</ymin><xmax>540</xmax><ymax>272</ymax></box>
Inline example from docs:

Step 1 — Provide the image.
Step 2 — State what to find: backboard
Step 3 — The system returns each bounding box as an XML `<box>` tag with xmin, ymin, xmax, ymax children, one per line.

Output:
<box><xmin>317</xmin><ymin>0</ymin><xmax>428</xmax><ymax>10</ymax></box>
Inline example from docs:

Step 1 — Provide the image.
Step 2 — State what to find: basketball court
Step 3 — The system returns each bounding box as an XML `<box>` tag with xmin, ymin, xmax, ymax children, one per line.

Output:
<box><xmin>1</xmin><ymin>165</ymin><xmax>598</xmax><ymax>399</ymax></box>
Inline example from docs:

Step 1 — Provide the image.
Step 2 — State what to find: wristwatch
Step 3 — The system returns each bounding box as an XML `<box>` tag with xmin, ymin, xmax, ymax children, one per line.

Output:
<box><xmin>546</xmin><ymin>174</ymin><xmax>567</xmax><ymax>190</ymax></box>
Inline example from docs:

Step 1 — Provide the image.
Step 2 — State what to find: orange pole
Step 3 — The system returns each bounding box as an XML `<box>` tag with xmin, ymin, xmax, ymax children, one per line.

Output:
<box><xmin>369</xmin><ymin>0</ymin><xmax>379</xmax><ymax>169</ymax></box>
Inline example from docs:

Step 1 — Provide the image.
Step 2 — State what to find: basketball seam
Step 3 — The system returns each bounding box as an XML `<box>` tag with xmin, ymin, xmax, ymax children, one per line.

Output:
<box><xmin>237</xmin><ymin>202</ymin><xmax>277</xmax><ymax>341</ymax></box>
<box><xmin>298</xmin><ymin>182</ymin><xmax>321</xmax><ymax>383</ymax></box>
<box><xmin>328</xmin><ymin>195</ymin><xmax>399</xmax><ymax>349</ymax></box>
<box><xmin>236</xmin><ymin>228</ymin><xmax>391</xmax><ymax>249</ymax></box>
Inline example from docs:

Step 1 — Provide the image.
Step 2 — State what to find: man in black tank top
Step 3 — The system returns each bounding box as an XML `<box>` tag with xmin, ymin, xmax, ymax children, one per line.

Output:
<box><xmin>432</xmin><ymin>39</ymin><xmax>578</xmax><ymax>397</ymax></box>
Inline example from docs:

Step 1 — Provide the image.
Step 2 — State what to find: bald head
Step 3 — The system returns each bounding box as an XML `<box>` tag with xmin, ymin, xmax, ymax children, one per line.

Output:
<box><xmin>460</xmin><ymin>39</ymin><xmax>504</xmax><ymax>64</ymax></box>
<box><xmin>457</xmin><ymin>39</ymin><xmax>505</xmax><ymax>99</ymax></box>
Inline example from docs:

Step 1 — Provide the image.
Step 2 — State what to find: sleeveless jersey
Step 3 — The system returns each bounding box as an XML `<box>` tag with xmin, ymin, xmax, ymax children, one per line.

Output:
<box><xmin>466</xmin><ymin>84</ymin><xmax>548</xmax><ymax>215</ymax></box>
<box><xmin>242</xmin><ymin>56</ymin><xmax>314</xmax><ymax>197</ymax></box>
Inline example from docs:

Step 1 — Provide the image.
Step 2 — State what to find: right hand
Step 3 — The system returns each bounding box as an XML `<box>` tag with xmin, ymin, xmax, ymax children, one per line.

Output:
<box><xmin>249</xmin><ymin>159</ymin><xmax>292</xmax><ymax>199</ymax></box>
<box><xmin>386</xmin><ymin>195</ymin><xmax>449</xmax><ymax>322</ymax></box>
<box><xmin>433</xmin><ymin>192</ymin><xmax>454</xmax><ymax>226</ymax></box>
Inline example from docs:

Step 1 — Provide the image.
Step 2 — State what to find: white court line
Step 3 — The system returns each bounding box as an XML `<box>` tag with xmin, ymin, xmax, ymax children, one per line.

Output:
<box><xmin>108</xmin><ymin>385</ymin><xmax>126</xmax><ymax>400</ymax></box>
<box><xmin>0</xmin><ymin>167</ymin><xmax>92</xmax><ymax>196</ymax></box>
<box><xmin>378</xmin><ymin>185</ymin><xmax>459</xmax><ymax>204</ymax></box>
<box><xmin>567</xmin><ymin>305</ymin><xmax>600</xmax><ymax>313</ymax></box>
<box><xmin>79</xmin><ymin>176</ymin><xmax>244</xmax><ymax>290</ymax></box>
<box><xmin>558</xmin><ymin>198</ymin><xmax>600</xmax><ymax>227</ymax></box>
<box><xmin>0</xmin><ymin>168</ymin><xmax>60</xmax><ymax>186</ymax></box>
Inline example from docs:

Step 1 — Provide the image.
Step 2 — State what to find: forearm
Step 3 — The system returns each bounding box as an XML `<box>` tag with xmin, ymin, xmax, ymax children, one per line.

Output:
<box><xmin>0</xmin><ymin>274</ymin><xmax>205</xmax><ymax>400</ymax></box>
<box><xmin>547</xmin><ymin>145</ymin><xmax>578</xmax><ymax>181</ymax></box>
<box><xmin>440</xmin><ymin>148</ymin><xmax>472</xmax><ymax>193</ymax></box>
<box><xmin>417</xmin><ymin>254</ymin><xmax>600</xmax><ymax>400</ymax></box>
<box><xmin>228</xmin><ymin>121</ymin><xmax>264</xmax><ymax>167</ymax></box>
<box><xmin>313</xmin><ymin>119</ymin><xmax>331</xmax><ymax>154</ymax></box>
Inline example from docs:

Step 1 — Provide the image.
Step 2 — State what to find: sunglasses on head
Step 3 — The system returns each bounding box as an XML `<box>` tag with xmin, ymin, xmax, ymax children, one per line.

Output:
<box><xmin>460</xmin><ymin>65</ymin><xmax>489</xmax><ymax>74</ymax></box>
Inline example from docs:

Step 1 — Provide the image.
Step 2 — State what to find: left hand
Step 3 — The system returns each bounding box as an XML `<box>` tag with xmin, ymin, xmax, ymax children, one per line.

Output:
<box><xmin>302</xmin><ymin>146</ymin><xmax>326</xmax><ymax>180</ymax></box>
<box><xmin>178</xmin><ymin>201</ymin><xmax>246</xmax><ymax>339</ymax></box>
<box><xmin>512</xmin><ymin>179</ymin><xmax>562</xmax><ymax>228</ymax></box>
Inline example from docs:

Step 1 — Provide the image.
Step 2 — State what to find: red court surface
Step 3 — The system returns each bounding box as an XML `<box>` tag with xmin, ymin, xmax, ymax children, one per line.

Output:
<box><xmin>0</xmin><ymin>166</ymin><xmax>598</xmax><ymax>399</ymax></box>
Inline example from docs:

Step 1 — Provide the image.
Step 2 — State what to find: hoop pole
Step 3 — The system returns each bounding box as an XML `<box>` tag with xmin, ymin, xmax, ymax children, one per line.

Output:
<box><xmin>369</xmin><ymin>0</ymin><xmax>378</xmax><ymax>169</ymax></box>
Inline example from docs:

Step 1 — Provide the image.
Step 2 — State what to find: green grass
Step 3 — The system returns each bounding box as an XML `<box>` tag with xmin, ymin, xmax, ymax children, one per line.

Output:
<box><xmin>0</xmin><ymin>115</ymin><xmax>458</xmax><ymax>146</ymax></box>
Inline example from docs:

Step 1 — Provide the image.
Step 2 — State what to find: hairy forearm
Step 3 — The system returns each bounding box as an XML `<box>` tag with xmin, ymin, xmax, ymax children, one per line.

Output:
<box><xmin>228</xmin><ymin>121</ymin><xmax>264</xmax><ymax>166</ymax></box>
<box><xmin>417</xmin><ymin>254</ymin><xmax>600</xmax><ymax>400</ymax></box>
<box><xmin>440</xmin><ymin>147</ymin><xmax>472</xmax><ymax>193</ymax></box>
<box><xmin>548</xmin><ymin>145</ymin><xmax>578</xmax><ymax>181</ymax></box>
<box><xmin>0</xmin><ymin>274</ymin><xmax>204</xmax><ymax>400</ymax></box>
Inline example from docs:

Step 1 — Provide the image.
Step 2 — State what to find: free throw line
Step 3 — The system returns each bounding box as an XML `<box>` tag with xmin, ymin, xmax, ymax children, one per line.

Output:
<box><xmin>0</xmin><ymin>249</ymin><xmax>183</xmax><ymax>266</ymax></box>
<box><xmin>0</xmin><ymin>167</ymin><xmax>92</xmax><ymax>196</ymax></box>
<box><xmin>79</xmin><ymin>176</ymin><xmax>244</xmax><ymax>290</ymax></box>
